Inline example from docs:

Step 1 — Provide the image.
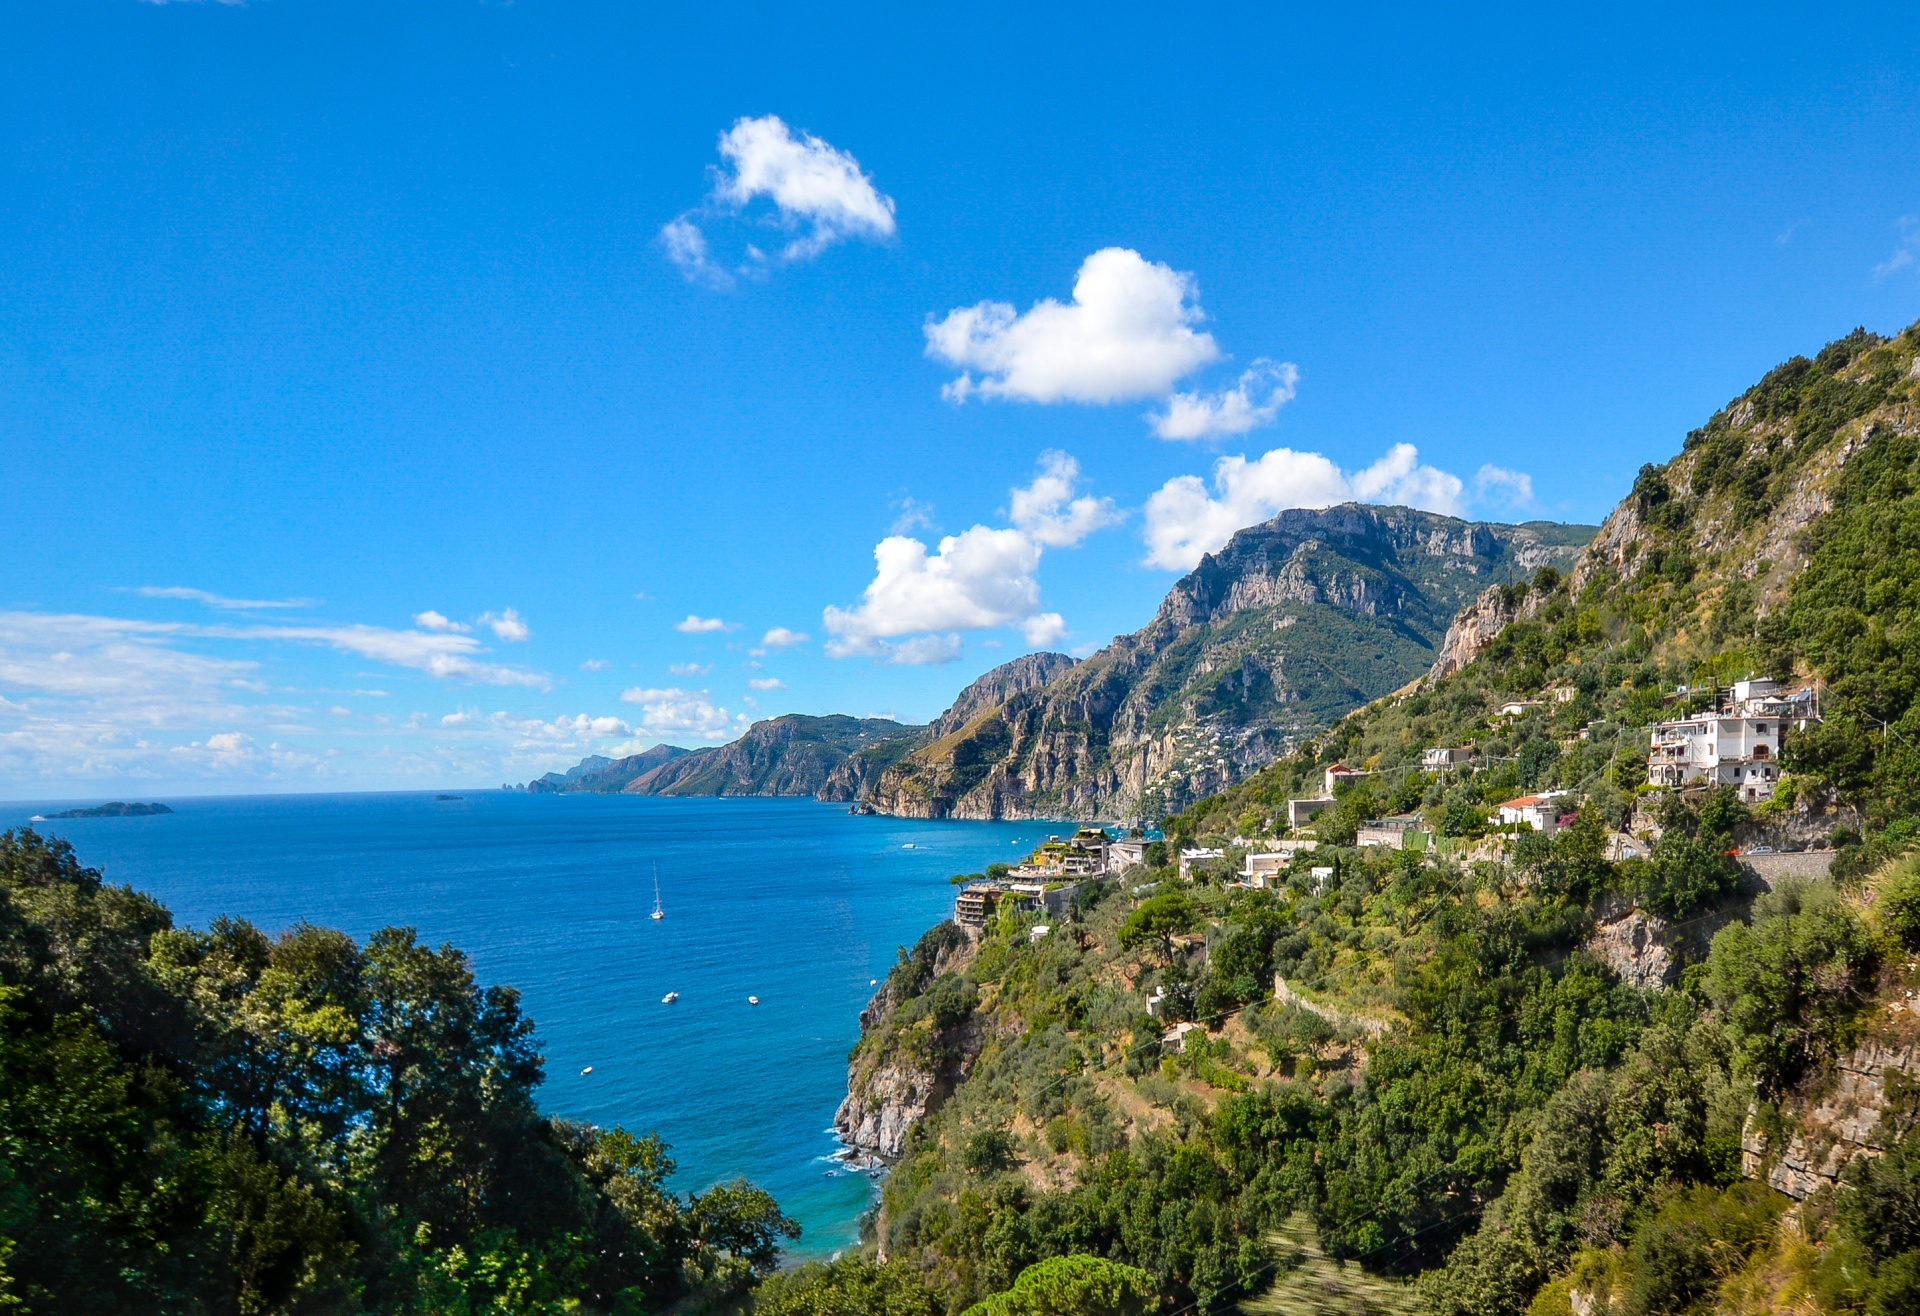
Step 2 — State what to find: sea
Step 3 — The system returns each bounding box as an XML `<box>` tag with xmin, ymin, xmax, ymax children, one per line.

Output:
<box><xmin>3</xmin><ymin>791</ymin><xmax>1051</xmax><ymax>1258</ymax></box>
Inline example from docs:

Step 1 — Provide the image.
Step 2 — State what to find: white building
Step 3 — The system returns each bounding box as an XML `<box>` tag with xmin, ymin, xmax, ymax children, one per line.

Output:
<box><xmin>1105</xmin><ymin>839</ymin><xmax>1148</xmax><ymax>874</ymax></box>
<box><xmin>1178</xmin><ymin>847</ymin><xmax>1224</xmax><ymax>882</ymax></box>
<box><xmin>1498</xmin><ymin>791</ymin><xmax>1570</xmax><ymax>834</ymax></box>
<box><xmin>1423</xmin><ymin>746</ymin><xmax>1474</xmax><ymax>768</ymax></box>
<box><xmin>1324</xmin><ymin>763</ymin><xmax>1366</xmax><ymax>794</ymax></box>
<box><xmin>1646</xmin><ymin>678</ymin><xmax>1819</xmax><ymax>802</ymax></box>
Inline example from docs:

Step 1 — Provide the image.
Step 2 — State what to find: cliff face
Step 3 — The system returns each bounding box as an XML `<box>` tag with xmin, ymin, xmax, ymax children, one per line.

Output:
<box><xmin>835</xmin><ymin>923</ymin><xmax>980</xmax><ymax>1159</ymax></box>
<box><xmin>863</xmin><ymin>504</ymin><xmax>1592</xmax><ymax>823</ymax></box>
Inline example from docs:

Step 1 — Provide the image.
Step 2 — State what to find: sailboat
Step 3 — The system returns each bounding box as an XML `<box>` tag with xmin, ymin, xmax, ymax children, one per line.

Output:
<box><xmin>651</xmin><ymin>864</ymin><xmax>665</xmax><ymax>921</ymax></box>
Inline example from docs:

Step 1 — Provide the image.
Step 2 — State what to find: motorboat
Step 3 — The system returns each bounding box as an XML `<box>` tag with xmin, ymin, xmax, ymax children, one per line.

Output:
<box><xmin>580</xmin><ymin>1066</ymin><xmax>594</xmax><ymax>1075</ymax></box>
<box><xmin>748</xmin><ymin>995</ymin><xmax>759</xmax><ymax>1005</ymax></box>
<box><xmin>661</xmin><ymin>991</ymin><xmax>679</xmax><ymax>1004</ymax></box>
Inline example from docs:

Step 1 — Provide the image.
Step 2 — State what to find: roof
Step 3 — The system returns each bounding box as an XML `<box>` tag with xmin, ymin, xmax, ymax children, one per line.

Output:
<box><xmin>1499</xmin><ymin>794</ymin><xmax>1553</xmax><ymax>809</ymax></box>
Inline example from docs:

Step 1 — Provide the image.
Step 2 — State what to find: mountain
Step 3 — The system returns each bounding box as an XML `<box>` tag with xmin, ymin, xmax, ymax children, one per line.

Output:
<box><xmin>861</xmin><ymin>504</ymin><xmax>1594</xmax><ymax>823</ymax></box>
<box><xmin>523</xmin><ymin>745</ymin><xmax>691</xmax><ymax>793</ymax></box>
<box><xmin>521</xmin><ymin>714</ymin><xmax>923</xmax><ymax>800</ymax></box>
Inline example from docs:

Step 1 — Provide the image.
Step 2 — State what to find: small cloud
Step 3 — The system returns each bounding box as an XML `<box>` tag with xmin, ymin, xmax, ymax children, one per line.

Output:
<box><xmin>926</xmin><ymin>248</ymin><xmax>1220</xmax><ymax>405</ymax></box>
<box><xmin>670</xmin><ymin>662</ymin><xmax>713</xmax><ymax>676</ymax></box>
<box><xmin>675</xmin><ymin>614</ymin><xmax>733</xmax><ymax>634</ymax></box>
<box><xmin>748</xmin><ymin>677</ymin><xmax>785</xmax><ymax>690</ymax></box>
<box><xmin>1473</xmin><ymin>465</ymin><xmax>1535</xmax><ymax>511</ymax></box>
<box><xmin>413</xmin><ymin>610</ymin><xmax>471</xmax><ymax>633</ymax></box>
<box><xmin>1022</xmin><ymin>613</ymin><xmax>1068</xmax><ymax>646</ymax></box>
<box><xmin>441</xmin><ymin>708</ymin><xmax>477</xmax><ymax>726</ymax></box>
<box><xmin>1150</xmin><ymin>360</ymin><xmax>1300</xmax><ymax>440</ymax></box>
<box><xmin>1008</xmin><ymin>451</ymin><xmax>1122</xmax><ymax>548</ymax></box>
<box><xmin>879</xmin><ymin>634</ymin><xmax>964</xmax><ymax>666</ymax></box>
<box><xmin>580</xmin><ymin>658</ymin><xmax>608</xmax><ymax>672</ymax></box>
<box><xmin>662</xmin><ymin>115</ymin><xmax>896</xmax><ymax>285</ymax></box>
<box><xmin>1875</xmin><ymin>214</ymin><xmax>1919</xmax><ymax>279</ymax></box>
<box><xmin>761</xmin><ymin>626</ymin><xmax>810</xmax><ymax>647</ymax></box>
<box><xmin>137</xmin><ymin>585</ymin><xmax>319</xmax><ymax>610</ymax></box>
<box><xmin>891</xmin><ymin>496</ymin><xmax>937</xmax><ymax>534</ymax></box>
<box><xmin>478</xmin><ymin>608</ymin><xmax>531</xmax><ymax>642</ymax></box>
<box><xmin>619</xmin><ymin>686</ymin><xmax>742</xmax><ymax>739</ymax></box>
<box><xmin>328</xmin><ymin>705</ymin><xmax>352</xmax><ymax>718</ymax></box>
<box><xmin>205</xmin><ymin>731</ymin><xmax>251</xmax><ymax>753</ymax></box>
<box><xmin>825</xmin><ymin>526</ymin><xmax>1040</xmax><ymax>646</ymax></box>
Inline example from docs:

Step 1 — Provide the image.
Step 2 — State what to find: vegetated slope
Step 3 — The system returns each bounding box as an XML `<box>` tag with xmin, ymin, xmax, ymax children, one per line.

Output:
<box><xmin>769</xmin><ymin>321</ymin><xmax>1920</xmax><ymax>1316</ymax></box>
<box><xmin>0</xmin><ymin>828</ymin><xmax>795</xmax><ymax>1314</ymax></box>
<box><xmin>520</xmin><ymin>715</ymin><xmax>923</xmax><ymax>801</ymax></box>
<box><xmin>863</xmin><ymin>505</ymin><xmax>1591</xmax><ymax>824</ymax></box>
<box><xmin>1176</xmin><ymin>320</ymin><xmax>1920</xmax><ymax>856</ymax></box>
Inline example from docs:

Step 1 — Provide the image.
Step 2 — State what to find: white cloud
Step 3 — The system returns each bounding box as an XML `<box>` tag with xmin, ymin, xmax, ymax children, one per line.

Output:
<box><xmin>675</xmin><ymin>614</ymin><xmax>733</xmax><ymax>634</ymax></box>
<box><xmin>441</xmin><ymin>708</ymin><xmax>476</xmax><ymax>727</ymax></box>
<box><xmin>479</xmin><ymin>608</ymin><xmax>531</xmax><ymax>642</ymax></box>
<box><xmin>1007</xmin><ymin>451</ymin><xmax>1123</xmax><ymax>548</ymax></box>
<box><xmin>747</xmin><ymin>677</ymin><xmax>786</xmax><ymax>690</ymax></box>
<box><xmin>760</xmin><ymin>627</ymin><xmax>810</xmax><ymax>647</ymax></box>
<box><xmin>876</xmin><ymin>634</ymin><xmax>965</xmax><ymax>666</ymax></box>
<box><xmin>1874</xmin><ymin>214</ymin><xmax>1918</xmax><ymax>279</ymax></box>
<box><xmin>244</xmin><ymin>623</ymin><xmax>548</xmax><ymax>687</ymax></box>
<box><xmin>825</xmin><ymin>526</ymin><xmax>1041</xmax><ymax>646</ymax></box>
<box><xmin>1473</xmin><ymin>465</ymin><xmax>1536</xmax><ymax>510</ymax></box>
<box><xmin>485</xmin><ymin>711</ymin><xmax>633</xmax><ymax>743</ymax></box>
<box><xmin>890</xmin><ymin>497</ymin><xmax>936</xmax><ymax>534</ymax></box>
<box><xmin>669</xmin><ymin>662</ymin><xmax>713</xmax><ymax>676</ymax></box>
<box><xmin>926</xmin><ymin>248</ymin><xmax>1220</xmax><ymax>404</ymax></box>
<box><xmin>138</xmin><ymin>585</ymin><xmax>318</xmax><ymax>610</ymax></box>
<box><xmin>1150</xmin><ymin>360</ymin><xmax>1300</xmax><ymax>440</ymax></box>
<box><xmin>1022</xmin><ymin>613</ymin><xmax>1068</xmax><ymax>646</ymax></box>
<box><xmin>663</xmin><ymin>115</ymin><xmax>895</xmax><ymax>285</ymax></box>
<box><xmin>618</xmin><ymin>686</ymin><xmax>742</xmax><ymax>740</ymax></box>
<box><xmin>329</xmin><ymin>705</ymin><xmax>352</xmax><ymax>717</ymax></box>
<box><xmin>1141</xmin><ymin>443</ymin><xmax>1469</xmax><ymax>571</ymax></box>
<box><xmin>413</xmin><ymin>610</ymin><xmax>470</xmax><ymax>633</ymax></box>
<box><xmin>580</xmin><ymin>658</ymin><xmax>608</xmax><ymax>671</ymax></box>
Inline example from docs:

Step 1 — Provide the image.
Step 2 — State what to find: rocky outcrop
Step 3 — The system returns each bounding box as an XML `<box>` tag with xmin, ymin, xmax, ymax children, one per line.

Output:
<box><xmin>1425</xmin><ymin>584</ymin><xmax>1520</xmax><ymax>684</ymax></box>
<box><xmin>863</xmin><ymin>505</ymin><xmax>1592</xmax><ymax>823</ymax></box>
<box><xmin>1742</xmin><ymin>1027</ymin><xmax>1920</xmax><ymax>1199</ymax></box>
<box><xmin>835</xmin><ymin>923</ymin><xmax>980</xmax><ymax>1159</ymax></box>
<box><xmin>525</xmin><ymin>746</ymin><xmax>690</xmax><ymax>793</ymax></box>
<box><xmin>1581</xmin><ymin>893</ymin><xmax>1743</xmax><ymax>989</ymax></box>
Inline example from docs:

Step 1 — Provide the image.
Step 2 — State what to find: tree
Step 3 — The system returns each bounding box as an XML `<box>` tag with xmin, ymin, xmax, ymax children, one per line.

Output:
<box><xmin>1118</xmin><ymin>892</ymin><xmax>1195</xmax><ymax>956</ymax></box>
<box><xmin>959</xmin><ymin>1254</ymin><xmax>1156</xmax><ymax>1316</ymax></box>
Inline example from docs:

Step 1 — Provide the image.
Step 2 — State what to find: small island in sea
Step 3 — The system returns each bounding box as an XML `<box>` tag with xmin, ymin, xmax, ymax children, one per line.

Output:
<box><xmin>41</xmin><ymin>801</ymin><xmax>174</xmax><ymax>819</ymax></box>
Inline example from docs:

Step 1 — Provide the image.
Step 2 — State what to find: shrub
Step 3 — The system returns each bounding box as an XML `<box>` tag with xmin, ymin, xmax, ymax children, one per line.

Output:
<box><xmin>1880</xmin><ymin>858</ymin><xmax>1920</xmax><ymax>950</ymax></box>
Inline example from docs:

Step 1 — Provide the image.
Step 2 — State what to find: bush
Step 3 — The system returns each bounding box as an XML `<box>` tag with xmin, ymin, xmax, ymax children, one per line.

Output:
<box><xmin>1622</xmin><ymin>1182</ymin><xmax>1779</xmax><ymax>1315</ymax></box>
<box><xmin>1880</xmin><ymin>858</ymin><xmax>1920</xmax><ymax>950</ymax></box>
<box><xmin>959</xmin><ymin>1254</ymin><xmax>1156</xmax><ymax>1316</ymax></box>
<box><xmin>1705</xmin><ymin>880</ymin><xmax>1877</xmax><ymax>1090</ymax></box>
<box><xmin>961</xmin><ymin>1129</ymin><xmax>1015</xmax><ymax>1174</ymax></box>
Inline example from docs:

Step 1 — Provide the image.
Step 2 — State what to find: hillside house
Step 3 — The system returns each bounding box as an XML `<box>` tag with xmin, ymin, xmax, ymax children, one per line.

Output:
<box><xmin>1498</xmin><ymin>791</ymin><xmax>1570</xmax><ymax>834</ymax></box>
<box><xmin>1007</xmin><ymin>881</ymin><xmax>1081</xmax><ymax>917</ymax></box>
<box><xmin>1492</xmin><ymin>699</ymin><xmax>1543</xmax><ymax>721</ymax></box>
<box><xmin>1287</xmin><ymin>797</ymin><xmax>1334</xmax><ymax>827</ymax></box>
<box><xmin>954</xmin><ymin>882</ymin><xmax>1003</xmax><ymax>930</ymax></box>
<box><xmin>1105</xmin><ymin>839</ymin><xmax>1148</xmax><ymax>874</ymax></box>
<box><xmin>1324</xmin><ymin>763</ymin><xmax>1366</xmax><ymax>794</ymax></box>
<box><xmin>1423</xmin><ymin>746</ymin><xmax>1474</xmax><ymax>768</ymax></box>
<box><xmin>1178</xmin><ymin>847</ymin><xmax>1224</xmax><ymax>881</ymax></box>
<box><xmin>1646</xmin><ymin>678</ymin><xmax>1820</xmax><ymax>802</ymax></box>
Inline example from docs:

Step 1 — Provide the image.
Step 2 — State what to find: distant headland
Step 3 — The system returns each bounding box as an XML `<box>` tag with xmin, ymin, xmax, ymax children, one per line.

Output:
<box><xmin>38</xmin><ymin>801</ymin><xmax>174</xmax><ymax>819</ymax></box>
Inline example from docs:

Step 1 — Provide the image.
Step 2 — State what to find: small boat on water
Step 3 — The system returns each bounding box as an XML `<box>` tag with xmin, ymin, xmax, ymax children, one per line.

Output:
<box><xmin>748</xmin><ymin>995</ymin><xmax>759</xmax><ymax>1005</ymax></box>
<box><xmin>651</xmin><ymin>866</ymin><xmax>665</xmax><ymax>921</ymax></box>
<box><xmin>661</xmin><ymin>991</ymin><xmax>679</xmax><ymax>1004</ymax></box>
<box><xmin>581</xmin><ymin>1066</ymin><xmax>594</xmax><ymax>1075</ymax></box>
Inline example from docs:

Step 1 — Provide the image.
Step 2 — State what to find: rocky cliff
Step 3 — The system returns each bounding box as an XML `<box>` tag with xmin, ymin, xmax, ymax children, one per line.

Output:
<box><xmin>835</xmin><ymin>922</ymin><xmax>980</xmax><ymax>1159</ymax></box>
<box><xmin>863</xmin><ymin>504</ymin><xmax>1592</xmax><ymax>823</ymax></box>
<box><xmin>524</xmin><ymin>745</ymin><xmax>689</xmax><ymax>793</ymax></box>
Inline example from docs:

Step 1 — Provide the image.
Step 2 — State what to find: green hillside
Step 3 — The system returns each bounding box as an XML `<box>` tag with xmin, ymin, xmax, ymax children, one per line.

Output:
<box><xmin>783</xmin><ymin>321</ymin><xmax>1920</xmax><ymax>1316</ymax></box>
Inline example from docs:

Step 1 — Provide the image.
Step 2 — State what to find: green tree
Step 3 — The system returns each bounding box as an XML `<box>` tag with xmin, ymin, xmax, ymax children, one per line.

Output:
<box><xmin>959</xmin><ymin>1254</ymin><xmax>1156</xmax><ymax>1316</ymax></box>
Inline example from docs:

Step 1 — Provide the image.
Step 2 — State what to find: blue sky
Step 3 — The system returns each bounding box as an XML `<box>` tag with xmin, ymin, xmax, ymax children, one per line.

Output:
<box><xmin>4</xmin><ymin>0</ymin><xmax>1919</xmax><ymax>797</ymax></box>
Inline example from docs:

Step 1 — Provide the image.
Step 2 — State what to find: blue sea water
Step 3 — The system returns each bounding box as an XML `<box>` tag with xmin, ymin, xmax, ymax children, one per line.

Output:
<box><xmin>4</xmin><ymin>791</ymin><xmax>1049</xmax><ymax>1257</ymax></box>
